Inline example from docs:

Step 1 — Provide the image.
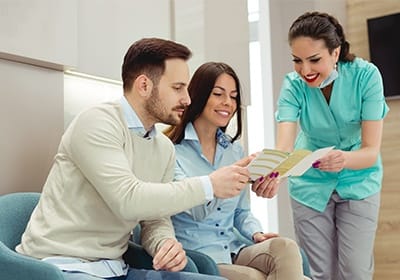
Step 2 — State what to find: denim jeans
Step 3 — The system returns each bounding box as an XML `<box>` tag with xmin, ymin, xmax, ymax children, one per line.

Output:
<box><xmin>62</xmin><ymin>267</ymin><xmax>227</xmax><ymax>280</ymax></box>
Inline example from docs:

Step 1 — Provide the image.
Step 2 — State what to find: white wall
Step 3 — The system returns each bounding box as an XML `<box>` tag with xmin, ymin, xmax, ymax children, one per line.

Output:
<box><xmin>76</xmin><ymin>0</ymin><xmax>172</xmax><ymax>80</ymax></box>
<box><xmin>0</xmin><ymin>0</ymin><xmax>77</xmax><ymax>69</ymax></box>
<box><xmin>0</xmin><ymin>59</ymin><xmax>64</xmax><ymax>194</ymax></box>
<box><xmin>174</xmin><ymin>0</ymin><xmax>251</xmax><ymax>106</ymax></box>
<box><xmin>0</xmin><ymin>0</ymin><xmax>173</xmax><ymax>194</ymax></box>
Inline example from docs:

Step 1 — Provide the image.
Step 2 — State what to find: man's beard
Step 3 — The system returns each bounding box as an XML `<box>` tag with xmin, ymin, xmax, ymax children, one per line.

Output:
<box><xmin>145</xmin><ymin>87</ymin><xmax>185</xmax><ymax>126</ymax></box>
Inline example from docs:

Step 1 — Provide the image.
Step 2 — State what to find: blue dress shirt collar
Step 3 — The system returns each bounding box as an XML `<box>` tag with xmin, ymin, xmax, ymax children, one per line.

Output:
<box><xmin>120</xmin><ymin>96</ymin><xmax>156</xmax><ymax>138</ymax></box>
<box><xmin>184</xmin><ymin>122</ymin><xmax>231</xmax><ymax>149</ymax></box>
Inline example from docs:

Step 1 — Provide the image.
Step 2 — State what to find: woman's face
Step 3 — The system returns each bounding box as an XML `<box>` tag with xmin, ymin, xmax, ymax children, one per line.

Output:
<box><xmin>290</xmin><ymin>36</ymin><xmax>340</xmax><ymax>87</ymax></box>
<box><xmin>198</xmin><ymin>73</ymin><xmax>238</xmax><ymax>128</ymax></box>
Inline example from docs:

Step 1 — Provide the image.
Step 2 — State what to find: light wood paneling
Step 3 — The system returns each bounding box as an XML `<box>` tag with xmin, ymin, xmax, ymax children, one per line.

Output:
<box><xmin>346</xmin><ymin>2</ymin><xmax>400</xmax><ymax>278</ymax></box>
<box><xmin>374</xmin><ymin>98</ymin><xmax>400</xmax><ymax>280</ymax></box>
<box><xmin>346</xmin><ymin>0</ymin><xmax>400</xmax><ymax>60</ymax></box>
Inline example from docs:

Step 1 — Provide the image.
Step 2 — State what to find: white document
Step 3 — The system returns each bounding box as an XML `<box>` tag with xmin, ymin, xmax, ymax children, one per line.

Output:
<box><xmin>248</xmin><ymin>146</ymin><xmax>334</xmax><ymax>181</ymax></box>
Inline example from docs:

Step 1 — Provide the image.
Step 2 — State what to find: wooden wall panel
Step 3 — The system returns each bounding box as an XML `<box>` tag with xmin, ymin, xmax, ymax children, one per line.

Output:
<box><xmin>374</xmin><ymin>99</ymin><xmax>400</xmax><ymax>280</ymax></box>
<box><xmin>347</xmin><ymin>2</ymin><xmax>400</xmax><ymax>279</ymax></box>
<box><xmin>346</xmin><ymin>0</ymin><xmax>400</xmax><ymax>60</ymax></box>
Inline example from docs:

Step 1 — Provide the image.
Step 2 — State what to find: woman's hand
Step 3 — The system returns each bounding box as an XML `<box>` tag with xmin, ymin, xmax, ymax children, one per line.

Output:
<box><xmin>251</xmin><ymin>172</ymin><xmax>282</xmax><ymax>198</ymax></box>
<box><xmin>313</xmin><ymin>149</ymin><xmax>346</xmax><ymax>172</ymax></box>
<box><xmin>252</xmin><ymin>232</ymin><xmax>279</xmax><ymax>243</ymax></box>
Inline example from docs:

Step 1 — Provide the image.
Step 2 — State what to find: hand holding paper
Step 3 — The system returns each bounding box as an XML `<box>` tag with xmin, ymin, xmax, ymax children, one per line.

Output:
<box><xmin>248</xmin><ymin>146</ymin><xmax>335</xmax><ymax>181</ymax></box>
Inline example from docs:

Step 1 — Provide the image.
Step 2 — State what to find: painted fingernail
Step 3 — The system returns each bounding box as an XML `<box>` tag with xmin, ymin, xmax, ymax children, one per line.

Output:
<box><xmin>312</xmin><ymin>161</ymin><xmax>320</xmax><ymax>168</ymax></box>
<box><xmin>274</xmin><ymin>172</ymin><xmax>279</xmax><ymax>178</ymax></box>
<box><xmin>258</xmin><ymin>176</ymin><xmax>265</xmax><ymax>183</ymax></box>
<box><xmin>269</xmin><ymin>173</ymin><xmax>275</xmax><ymax>178</ymax></box>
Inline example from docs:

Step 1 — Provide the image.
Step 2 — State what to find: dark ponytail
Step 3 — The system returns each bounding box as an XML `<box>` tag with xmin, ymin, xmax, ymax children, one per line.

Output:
<box><xmin>288</xmin><ymin>11</ymin><xmax>355</xmax><ymax>62</ymax></box>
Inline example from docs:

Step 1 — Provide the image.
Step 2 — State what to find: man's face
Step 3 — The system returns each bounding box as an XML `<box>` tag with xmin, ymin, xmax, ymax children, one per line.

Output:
<box><xmin>145</xmin><ymin>58</ymin><xmax>191</xmax><ymax>125</ymax></box>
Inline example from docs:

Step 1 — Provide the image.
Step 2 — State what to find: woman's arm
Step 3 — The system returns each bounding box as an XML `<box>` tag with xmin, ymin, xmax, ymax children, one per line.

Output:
<box><xmin>318</xmin><ymin>120</ymin><xmax>383</xmax><ymax>172</ymax></box>
<box><xmin>275</xmin><ymin>121</ymin><xmax>298</xmax><ymax>152</ymax></box>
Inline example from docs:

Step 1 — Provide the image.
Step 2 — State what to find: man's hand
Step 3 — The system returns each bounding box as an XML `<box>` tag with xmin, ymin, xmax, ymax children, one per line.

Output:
<box><xmin>152</xmin><ymin>238</ymin><xmax>187</xmax><ymax>272</ymax></box>
<box><xmin>209</xmin><ymin>162</ymin><xmax>250</xmax><ymax>198</ymax></box>
<box><xmin>235</xmin><ymin>154</ymin><xmax>256</xmax><ymax>167</ymax></box>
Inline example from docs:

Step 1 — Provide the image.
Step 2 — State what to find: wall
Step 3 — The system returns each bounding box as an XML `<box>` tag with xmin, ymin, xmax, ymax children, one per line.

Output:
<box><xmin>0</xmin><ymin>0</ymin><xmax>77</xmax><ymax>70</ymax></box>
<box><xmin>0</xmin><ymin>60</ymin><xmax>64</xmax><ymax>194</ymax></box>
<box><xmin>374</xmin><ymin>99</ymin><xmax>400</xmax><ymax>280</ymax></box>
<box><xmin>174</xmin><ymin>0</ymin><xmax>251</xmax><ymax>106</ymax></box>
<box><xmin>0</xmin><ymin>0</ymin><xmax>76</xmax><ymax>194</ymax></box>
<box><xmin>76</xmin><ymin>0</ymin><xmax>171</xmax><ymax>81</ymax></box>
<box><xmin>346</xmin><ymin>0</ymin><xmax>400</xmax><ymax>61</ymax></box>
<box><xmin>346</xmin><ymin>1</ymin><xmax>400</xmax><ymax>279</ymax></box>
<box><xmin>0</xmin><ymin>0</ymin><xmax>172</xmax><ymax>195</ymax></box>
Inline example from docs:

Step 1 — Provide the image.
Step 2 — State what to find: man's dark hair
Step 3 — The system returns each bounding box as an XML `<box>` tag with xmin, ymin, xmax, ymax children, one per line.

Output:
<box><xmin>122</xmin><ymin>38</ymin><xmax>192</xmax><ymax>92</ymax></box>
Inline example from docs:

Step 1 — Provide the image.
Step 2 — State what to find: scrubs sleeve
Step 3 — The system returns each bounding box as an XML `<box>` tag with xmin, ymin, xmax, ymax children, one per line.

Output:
<box><xmin>361</xmin><ymin>63</ymin><xmax>389</xmax><ymax>120</ymax></box>
<box><xmin>275</xmin><ymin>74</ymin><xmax>302</xmax><ymax>122</ymax></box>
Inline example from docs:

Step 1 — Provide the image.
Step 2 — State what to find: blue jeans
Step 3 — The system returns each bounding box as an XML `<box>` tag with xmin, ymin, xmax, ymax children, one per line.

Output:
<box><xmin>62</xmin><ymin>267</ymin><xmax>227</xmax><ymax>280</ymax></box>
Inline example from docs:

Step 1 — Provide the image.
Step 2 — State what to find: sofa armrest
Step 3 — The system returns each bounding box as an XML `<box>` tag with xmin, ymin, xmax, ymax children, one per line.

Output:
<box><xmin>123</xmin><ymin>240</ymin><xmax>154</xmax><ymax>270</ymax></box>
<box><xmin>186</xmin><ymin>249</ymin><xmax>220</xmax><ymax>276</ymax></box>
<box><xmin>124</xmin><ymin>240</ymin><xmax>199</xmax><ymax>273</ymax></box>
<box><xmin>0</xmin><ymin>242</ymin><xmax>64</xmax><ymax>280</ymax></box>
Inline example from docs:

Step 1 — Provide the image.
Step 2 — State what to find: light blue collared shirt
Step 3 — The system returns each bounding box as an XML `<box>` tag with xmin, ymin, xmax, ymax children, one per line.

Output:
<box><xmin>42</xmin><ymin>257</ymin><xmax>128</xmax><ymax>278</ymax></box>
<box><xmin>120</xmin><ymin>96</ymin><xmax>156</xmax><ymax>138</ymax></box>
<box><xmin>172</xmin><ymin>123</ymin><xmax>263</xmax><ymax>264</ymax></box>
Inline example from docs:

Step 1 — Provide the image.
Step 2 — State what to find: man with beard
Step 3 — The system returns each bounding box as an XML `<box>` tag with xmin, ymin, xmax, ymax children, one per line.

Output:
<box><xmin>15</xmin><ymin>38</ymin><xmax>255</xmax><ymax>280</ymax></box>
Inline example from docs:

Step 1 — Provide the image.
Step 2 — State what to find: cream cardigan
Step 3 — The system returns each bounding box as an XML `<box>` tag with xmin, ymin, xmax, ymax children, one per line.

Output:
<box><xmin>16</xmin><ymin>101</ymin><xmax>206</xmax><ymax>261</ymax></box>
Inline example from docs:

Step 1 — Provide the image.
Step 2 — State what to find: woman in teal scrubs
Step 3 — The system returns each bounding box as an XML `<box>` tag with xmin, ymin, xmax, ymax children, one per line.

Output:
<box><xmin>272</xmin><ymin>11</ymin><xmax>389</xmax><ymax>280</ymax></box>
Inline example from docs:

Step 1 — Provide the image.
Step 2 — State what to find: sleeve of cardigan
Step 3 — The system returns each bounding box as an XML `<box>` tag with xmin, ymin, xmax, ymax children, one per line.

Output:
<box><xmin>67</xmin><ymin>106</ymin><xmax>207</xmax><ymax>221</ymax></box>
<box><xmin>140</xmin><ymin>143</ymin><xmax>179</xmax><ymax>256</ymax></box>
<box><xmin>140</xmin><ymin>217</ymin><xmax>176</xmax><ymax>257</ymax></box>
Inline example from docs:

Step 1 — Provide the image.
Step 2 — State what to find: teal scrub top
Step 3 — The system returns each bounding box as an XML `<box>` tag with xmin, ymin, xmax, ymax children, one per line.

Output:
<box><xmin>276</xmin><ymin>58</ymin><xmax>389</xmax><ymax>212</ymax></box>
